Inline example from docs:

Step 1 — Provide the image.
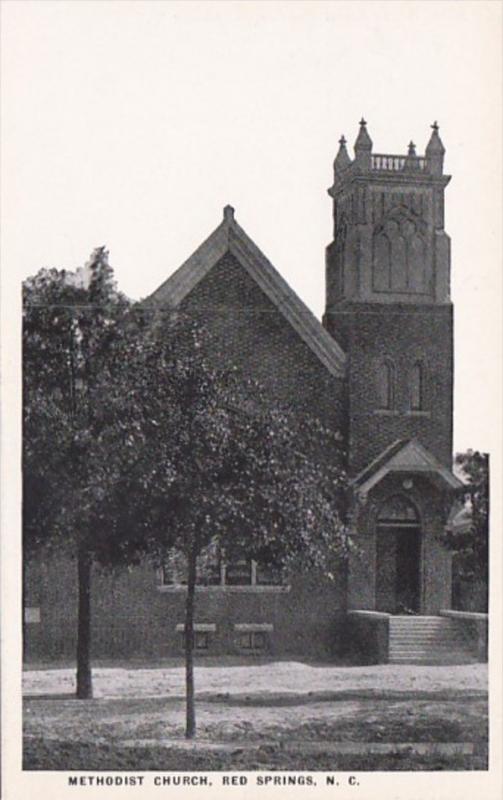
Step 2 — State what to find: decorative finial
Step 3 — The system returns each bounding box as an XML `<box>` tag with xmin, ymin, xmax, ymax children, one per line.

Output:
<box><xmin>223</xmin><ymin>205</ymin><xmax>235</xmax><ymax>222</ymax></box>
<box><xmin>408</xmin><ymin>141</ymin><xmax>416</xmax><ymax>156</ymax></box>
<box><xmin>334</xmin><ymin>134</ymin><xmax>351</xmax><ymax>173</ymax></box>
<box><xmin>426</xmin><ymin>121</ymin><xmax>445</xmax><ymax>173</ymax></box>
<box><xmin>354</xmin><ymin>118</ymin><xmax>372</xmax><ymax>156</ymax></box>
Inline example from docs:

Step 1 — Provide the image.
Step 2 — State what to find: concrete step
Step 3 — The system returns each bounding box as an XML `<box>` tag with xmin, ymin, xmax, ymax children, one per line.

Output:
<box><xmin>389</xmin><ymin>617</ymin><xmax>455</xmax><ymax>627</ymax></box>
<box><xmin>389</xmin><ymin>642</ymin><xmax>470</xmax><ymax>653</ymax></box>
<box><xmin>390</xmin><ymin>642</ymin><xmax>467</xmax><ymax>648</ymax></box>
<box><xmin>390</xmin><ymin>631</ymin><xmax>465</xmax><ymax>642</ymax></box>
<box><xmin>389</xmin><ymin>621</ymin><xmax>454</xmax><ymax>628</ymax></box>
<box><xmin>388</xmin><ymin>658</ymin><xmax>477</xmax><ymax>665</ymax></box>
<box><xmin>390</xmin><ymin>653</ymin><xmax>474</xmax><ymax>660</ymax></box>
<box><xmin>389</xmin><ymin>640</ymin><xmax>473</xmax><ymax>648</ymax></box>
<box><xmin>389</xmin><ymin>651</ymin><xmax>473</xmax><ymax>660</ymax></box>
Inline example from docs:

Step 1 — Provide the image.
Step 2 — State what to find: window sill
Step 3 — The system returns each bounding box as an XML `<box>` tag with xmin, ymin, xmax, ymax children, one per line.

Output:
<box><xmin>406</xmin><ymin>410</ymin><xmax>431</xmax><ymax>418</ymax></box>
<box><xmin>175</xmin><ymin>623</ymin><xmax>216</xmax><ymax>632</ymax></box>
<box><xmin>158</xmin><ymin>585</ymin><xmax>290</xmax><ymax>594</ymax></box>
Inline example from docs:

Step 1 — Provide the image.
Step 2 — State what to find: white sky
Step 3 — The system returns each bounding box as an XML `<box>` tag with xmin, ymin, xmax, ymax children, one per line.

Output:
<box><xmin>1</xmin><ymin>0</ymin><xmax>502</xmax><ymax>455</ymax></box>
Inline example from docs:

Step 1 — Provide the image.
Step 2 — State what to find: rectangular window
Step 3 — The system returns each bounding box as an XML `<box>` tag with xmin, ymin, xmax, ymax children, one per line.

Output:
<box><xmin>175</xmin><ymin>623</ymin><xmax>215</xmax><ymax>652</ymax></box>
<box><xmin>236</xmin><ymin>631</ymin><xmax>267</xmax><ymax>651</ymax></box>
<box><xmin>255</xmin><ymin>562</ymin><xmax>284</xmax><ymax>586</ymax></box>
<box><xmin>194</xmin><ymin>631</ymin><xmax>209</xmax><ymax>650</ymax></box>
<box><xmin>161</xmin><ymin>543</ymin><xmax>286</xmax><ymax>589</ymax></box>
<box><xmin>225</xmin><ymin>558</ymin><xmax>252</xmax><ymax>586</ymax></box>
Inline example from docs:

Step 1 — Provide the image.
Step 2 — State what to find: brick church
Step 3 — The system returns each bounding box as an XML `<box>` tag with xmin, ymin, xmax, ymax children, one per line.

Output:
<box><xmin>26</xmin><ymin>121</ymin><xmax>479</xmax><ymax>664</ymax></box>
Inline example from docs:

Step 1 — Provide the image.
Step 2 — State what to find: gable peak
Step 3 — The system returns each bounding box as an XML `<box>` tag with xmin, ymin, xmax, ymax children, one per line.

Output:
<box><xmin>223</xmin><ymin>204</ymin><xmax>235</xmax><ymax>223</ymax></box>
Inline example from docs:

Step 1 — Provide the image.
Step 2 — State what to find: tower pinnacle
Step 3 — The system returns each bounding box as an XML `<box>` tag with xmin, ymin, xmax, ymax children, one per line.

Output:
<box><xmin>426</xmin><ymin>122</ymin><xmax>445</xmax><ymax>175</ymax></box>
<box><xmin>334</xmin><ymin>134</ymin><xmax>351</xmax><ymax>173</ymax></box>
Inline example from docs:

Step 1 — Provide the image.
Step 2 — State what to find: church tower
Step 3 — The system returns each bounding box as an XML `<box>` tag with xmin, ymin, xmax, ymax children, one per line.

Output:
<box><xmin>324</xmin><ymin>120</ymin><xmax>453</xmax><ymax>475</ymax></box>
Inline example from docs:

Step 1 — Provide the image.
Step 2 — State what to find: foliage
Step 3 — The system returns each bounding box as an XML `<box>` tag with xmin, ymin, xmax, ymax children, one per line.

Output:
<box><xmin>23</xmin><ymin>249</ymin><xmax>130</xmax><ymax>557</ymax></box>
<box><xmin>94</xmin><ymin>307</ymin><xmax>350</xmax><ymax>736</ymax></box>
<box><xmin>97</xmin><ymin>307</ymin><xmax>350</xmax><ymax>574</ymax></box>
<box><xmin>22</xmin><ymin>248</ymin><xmax>131</xmax><ymax>696</ymax></box>
<box><xmin>446</xmin><ymin>450</ymin><xmax>489</xmax><ymax>584</ymax></box>
<box><xmin>23</xmin><ymin>264</ymin><xmax>349</xmax><ymax>719</ymax></box>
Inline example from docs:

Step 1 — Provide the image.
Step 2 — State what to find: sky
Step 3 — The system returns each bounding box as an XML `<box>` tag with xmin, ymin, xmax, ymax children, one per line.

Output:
<box><xmin>1</xmin><ymin>0</ymin><xmax>502</xmax><ymax>455</ymax></box>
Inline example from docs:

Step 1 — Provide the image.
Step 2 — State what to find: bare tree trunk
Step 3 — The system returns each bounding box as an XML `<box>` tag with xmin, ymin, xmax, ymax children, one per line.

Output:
<box><xmin>184</xmin><ymin>541</ymin><xmax>198</xmax><ymax>739</ymax></box>
<box><xmin>22</xmin><ymin>549</ymin><xmax>27</xmax><ymax>662</ymax></box>
<box><xmin>341</xmin><ymin>555</ymin><xmax>349</xmax><ymax>614</ymax></box>
<box><xmin>76</xmin><ymin>541</ymin><xmax>93</xmax><ymax>699</ymax></box>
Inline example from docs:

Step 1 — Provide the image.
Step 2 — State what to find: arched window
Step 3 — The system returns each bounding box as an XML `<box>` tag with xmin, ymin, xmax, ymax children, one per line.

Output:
<box><xmin>410</xmin><ymin>361</ymin><xmax>424</xmax><ymax>411</ymax></box>
<box><xmin>373</xmin><ymin>233</ymin><xmax>391</xmax><ymax>291</ymax></box>
<box><xmin>377</xmin><ymin>359</ymin><xmax>395</xmax><ymax>410</ymax></box>
<box><xmin>378</xmin><ymin>495</ymin><xmax>419</xmax><ymax>525</ymax></box>
<box><xmin>390</xmin><ymin>234</ymin><xmax>407</xmax><ymax>291</ymax></box>
<box><xmin>408</xmin><ymin>234</ymin><xmax>426</xmax><ymax>292</ymax></box>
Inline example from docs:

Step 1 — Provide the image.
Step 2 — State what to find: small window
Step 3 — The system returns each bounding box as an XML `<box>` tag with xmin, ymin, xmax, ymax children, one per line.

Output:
<box><xmin>377</xmin><ymin>360</ymin><xmax>395</xmax><ymax>410</ymax></box>
<box><xmin>225</xmin><ymin>558</ymin><xmax>252</xmax><ymax>586</ymax></box>
<box><xmin>255</xmin><ymin>563</ymin><xmax>284</xmax><ymax>586</ymax></box>
<box><xmin>176</xmin><ymin>623</ymin><xmax>215</xmax><ymax>651</ymax></box>
<box><xmin>194</xmin><ymin>631</ymin><xmax>209</xmax><ymax>651</ymax></box>
<box><xmin>410</xmin><ymin>361</ymin><xmax>424</xmax><ymax>410</ymax></box>
<box><xmin>237</xmin><ymin>631</ymin><xmax>267</xmax><ymax>651</ymax></box>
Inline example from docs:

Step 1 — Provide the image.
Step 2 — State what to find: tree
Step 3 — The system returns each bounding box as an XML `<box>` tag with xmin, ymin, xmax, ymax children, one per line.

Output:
<box><xmin>23</xmin><ymin>249</ymin><xmax>130</xmax><ymax>696</ymax></box>
<box><xmin>445</xmin><ymin>450</ymin><xmax>489</xmax><ymax>610</ymax></box>
<box><xmin>24</xmin><ymin>272</ymin><xmax>350</xmax><ymax>723</ymax></box>
<box><xmin>97</xmin><ymin>308</ymin><xmax>350</xmax><ymax>738</ymax></box>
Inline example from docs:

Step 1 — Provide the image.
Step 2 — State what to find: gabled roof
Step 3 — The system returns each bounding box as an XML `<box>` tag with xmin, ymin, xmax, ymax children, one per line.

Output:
<box><xmin>144</xmin><ymin>206</ymin><xmax>346</xmax><ymax>378</ymax></box>
<box><xmin>352</xmin><ymin>438</ymin><xmax>463</xmax><ymax>495</ymax></box>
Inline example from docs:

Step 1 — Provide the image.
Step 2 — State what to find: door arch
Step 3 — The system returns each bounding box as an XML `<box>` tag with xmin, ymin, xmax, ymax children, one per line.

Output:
<box><xmin>375</xmin><ymin>495</ymin><xmax>422</xmax><ymax>614</ymax></box>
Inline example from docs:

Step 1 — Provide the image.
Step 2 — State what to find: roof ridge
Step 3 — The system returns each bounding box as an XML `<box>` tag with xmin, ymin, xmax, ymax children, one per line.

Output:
<box><xmin>352</xmin><ymin>438</ymin><xmax>462</xmax><ymax>493</ymax></box>
<box><xmin>142</xmin><ymin>211</ymin><xmax>347</xmax><ymax>378</ymax></box>
<box><xmin>143</xmin><ymin>218</ymin><xmax>229</xmax><ymax>308</ymax></box>
<box><xmin>228</xmin><ymin>223</ymin><xmax>346</xmax><ymax>373</ymax></box>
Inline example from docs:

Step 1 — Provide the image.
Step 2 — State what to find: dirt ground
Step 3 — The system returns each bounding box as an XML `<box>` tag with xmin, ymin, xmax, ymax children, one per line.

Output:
<box><xmin>24</xmin><ymin>658</ymin><xmax>487</xmax><ymax>699</ymax></box>
<box><xmin>23</xmin><ymin>660</ymin><xmax>488</xmax><ymax>771</ymax></box>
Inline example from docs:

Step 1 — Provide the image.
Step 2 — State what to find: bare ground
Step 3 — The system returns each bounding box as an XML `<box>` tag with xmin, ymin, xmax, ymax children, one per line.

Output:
<box><xmin>23</xmin><ymin>660</ymin><xmax>488</xmax><ymax>771</ymax></box>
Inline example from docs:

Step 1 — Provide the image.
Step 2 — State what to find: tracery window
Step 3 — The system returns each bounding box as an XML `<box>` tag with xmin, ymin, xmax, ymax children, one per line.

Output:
<box><xmin>372</xmin><ymin>212</ymin><xmax>427</xmax><ymax>294</ymax></box>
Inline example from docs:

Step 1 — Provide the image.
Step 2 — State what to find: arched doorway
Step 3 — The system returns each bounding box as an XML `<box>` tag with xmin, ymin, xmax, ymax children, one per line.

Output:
<box><xmin>375</xmin><ymin>495</ymin><xmax>421</xmax><ymax>614</ymax></box>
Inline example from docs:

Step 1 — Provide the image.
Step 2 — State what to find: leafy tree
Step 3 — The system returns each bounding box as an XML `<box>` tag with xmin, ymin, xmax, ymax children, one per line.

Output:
<box><xmin>23</xmin><ymin>249</ymin><xmax>129</xmax><ymax>696</ymax></box>
<box><xmin>446</xmin><ymin>450</ymin><xmax>489</xmax><ymax>610</ymax></box>
<box><xmin>97</xmin><ymin>308</ymin><xmax>350</xmax><ymax>738</ymax></box>
<box><xmin>24</xmin><ymin>266</ymin><xmax>350</xmax><ymax>724</ymax></box>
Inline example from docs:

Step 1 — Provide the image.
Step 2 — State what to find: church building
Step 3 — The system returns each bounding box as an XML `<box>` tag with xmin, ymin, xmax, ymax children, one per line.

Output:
<box><xmin>26</xmin><ymin>121</ymin><xmax>485</xmax><ymax>665</ymax></box>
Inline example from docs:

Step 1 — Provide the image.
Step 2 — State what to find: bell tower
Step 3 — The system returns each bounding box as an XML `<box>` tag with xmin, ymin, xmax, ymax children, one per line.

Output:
<box><xmin>324</xmin><ymin>120</ymin><xmax>453</xmax><ymax>474</ymax></box>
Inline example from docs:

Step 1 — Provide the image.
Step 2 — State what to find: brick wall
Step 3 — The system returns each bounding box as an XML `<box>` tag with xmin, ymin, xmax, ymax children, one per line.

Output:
<box><xmin>24</xmin><ymin>554</ymin><xmax>347</xmax><ymax>661</ymax></box>
<box><xmin>347</xmin><ymin>473</ymin><xmax>453</xmax><ymax>614</ymax></box>
<box><xmin>24</xmin><ymin>251</ymin><xmax>348</xmax><ymax>662</ymax></box>
<box><xmin>180</xmin><ymin>252</ymin><xmax>345</xmax><ymax>440</ymax></box>
<box><xmin>325</xmin><ymin>302</ymin><xmax>453</xmax><ymax>473</ymax></box>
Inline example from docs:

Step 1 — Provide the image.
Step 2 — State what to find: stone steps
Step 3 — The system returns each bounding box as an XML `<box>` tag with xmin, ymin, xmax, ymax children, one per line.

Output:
<box><xmin>388</xmin><ymin>616</ymin><xmax>476</xmax><ymax>665</ymax></box>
